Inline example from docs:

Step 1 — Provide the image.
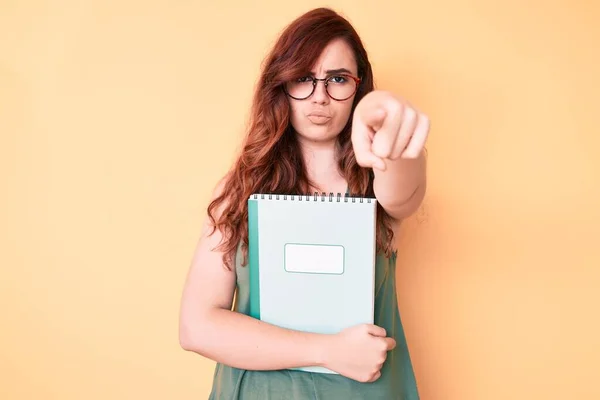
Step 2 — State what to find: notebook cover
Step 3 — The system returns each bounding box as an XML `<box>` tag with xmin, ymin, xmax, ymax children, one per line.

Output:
<box><xmin>248</xmin><ymin>193</ymin><xmax>377</xmax><ymax>374</ymax></box>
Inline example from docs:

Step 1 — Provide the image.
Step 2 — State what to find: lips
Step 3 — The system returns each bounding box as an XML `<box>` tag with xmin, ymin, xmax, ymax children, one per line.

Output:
<box><xmin>306</xmin><ymin>113</ymin><xmax>332</xmax><ymax>124</ymax></box>
<box><xmin>307</xmin><ymin>111</ymin><xmax>331</xmax><ymax>118</ymax></box>
<box><xmin>306</xmin><ymin>111</ymin><xmax>332</xmax><ymax>125</ymax></box>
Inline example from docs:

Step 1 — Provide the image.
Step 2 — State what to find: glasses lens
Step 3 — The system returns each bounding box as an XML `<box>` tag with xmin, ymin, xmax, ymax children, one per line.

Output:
<box><xmin>326</xmin><ymin>75</ymin><xmax>357</xmax><ymax>100</ymax></box>
<box><xmin>285</xmin><ymin>77</ymin><xmax>314</xmax><ymax>99</ymax></box>
<box><xmin>285</xmin><ymin>75</ymin><xmax>358</xmax><ymax>100</ymax></box>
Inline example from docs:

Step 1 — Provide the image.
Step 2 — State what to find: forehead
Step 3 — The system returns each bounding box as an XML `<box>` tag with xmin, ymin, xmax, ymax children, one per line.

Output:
<box><xmin>311</xmin><ymin>38</ymin><xmax>357</xmax><ymax>75</ymax></box>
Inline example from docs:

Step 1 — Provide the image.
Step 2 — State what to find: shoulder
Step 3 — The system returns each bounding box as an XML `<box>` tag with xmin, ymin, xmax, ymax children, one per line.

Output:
<box><xmin>212</xmin><ymin>171</ymin><xmax>232</xmax><ymax>199</ymax></box>
<box><xmin>207</xmin><ymin>172</ymin><xmax>234</xmax><ymax>216</ymax></box>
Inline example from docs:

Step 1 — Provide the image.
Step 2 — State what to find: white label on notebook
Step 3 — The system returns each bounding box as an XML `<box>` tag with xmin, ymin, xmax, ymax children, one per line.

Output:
<box><xmin>284</xmin><ymin>244</ymin><xmax>344</xmax><ymax>274</ymax></box>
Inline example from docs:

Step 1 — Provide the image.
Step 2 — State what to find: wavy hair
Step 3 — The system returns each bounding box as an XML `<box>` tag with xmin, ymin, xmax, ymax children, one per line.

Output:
<box><xmin>207</xmin><ymin>7</ymin><xmax>395</xmax><ymax>269</ymax></box>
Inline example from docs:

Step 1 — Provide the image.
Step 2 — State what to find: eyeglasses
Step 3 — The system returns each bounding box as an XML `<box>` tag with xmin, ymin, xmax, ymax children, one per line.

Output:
<box><xmin>284</xmin><ymin>74</ymin><xmax>361</xmax><ymax>101</ymax></box>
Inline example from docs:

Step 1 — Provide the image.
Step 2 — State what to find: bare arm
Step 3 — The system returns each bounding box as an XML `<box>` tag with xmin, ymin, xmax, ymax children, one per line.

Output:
<box><xmin>351</xmin><ymin>90</ymin><xmax>429</xmax><ymax>221</ymax></box>
<box><xmin>178</xmin><ymin>179</ymin><xmax>330</xmax><ymax>371</ymax></box>
<box><xmin>373</xmin><ymin>150</ymin><xmax>427</xmax><ymax>221</ymax></box>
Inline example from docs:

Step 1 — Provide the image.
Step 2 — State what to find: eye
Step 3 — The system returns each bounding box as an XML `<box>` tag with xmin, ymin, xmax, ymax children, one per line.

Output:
<box><xmin>296</xmin><ymin>76</ymin><xmax>313</xmax><ymax>83</ymax></box>
<box><xmin>329</xmin><ymin>75</ymin><xmax>347</xmax><ymax>84</ymax></box>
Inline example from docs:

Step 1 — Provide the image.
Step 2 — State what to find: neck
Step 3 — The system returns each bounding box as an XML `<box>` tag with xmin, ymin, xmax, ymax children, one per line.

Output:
<box><xmin>297</xmin><ymin>137</ymin><xmax>346</xmax><ymax>193</ymax></box>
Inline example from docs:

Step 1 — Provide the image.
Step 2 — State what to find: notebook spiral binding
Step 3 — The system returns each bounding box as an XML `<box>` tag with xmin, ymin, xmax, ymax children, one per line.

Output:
<box><xmin>251</xmin><ymin>192</ymin><xmax>373</xmax><ymax>203</ymax></box>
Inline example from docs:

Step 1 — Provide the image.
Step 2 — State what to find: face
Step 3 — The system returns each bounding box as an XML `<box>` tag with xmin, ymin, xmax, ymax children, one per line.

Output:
<box><xmin>287</xmin><ymin>38</ymin><xmax>359</xmax><ymax>144</ymax></box>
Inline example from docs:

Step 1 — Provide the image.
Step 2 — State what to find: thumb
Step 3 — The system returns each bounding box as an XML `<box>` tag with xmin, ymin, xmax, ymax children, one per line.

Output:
<box><xmin>365</xmin><ymin>324</ymin><xmax>387</xmax><ymax>337</ymax></box>
<box><xmin>362</xmin><ymin>151</ymin><xmax>387</xmax><ymax>171</ymax></box>
<box><xmin>352</xmin><ymin>116</ymin><xmax>387</xmax><ymax>171</ymax></box>
<box><xmin>385</xmin><ymin>337</ymin><xmax>397</xmax><ymax>350</ymax></box>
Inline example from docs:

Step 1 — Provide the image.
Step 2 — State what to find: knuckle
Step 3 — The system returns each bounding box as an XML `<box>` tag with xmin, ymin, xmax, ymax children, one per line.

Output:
<box><xmin>368</xmin><ymin>370</ymin><xmax>381</xmax><ymax>382</ymax></box>
<box><xmin>387</xmin><ymin>99</ymin><xmax>403</xmax><ymax>115</ymax></box>
<box><xmin>372</xmin><ymin>141</ymin><xmax>391</xmax><ymax>158</ymax></box>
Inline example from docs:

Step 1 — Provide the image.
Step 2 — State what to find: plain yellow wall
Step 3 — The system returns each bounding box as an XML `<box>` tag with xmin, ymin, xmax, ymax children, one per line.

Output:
<box><xmin>1</xmin><ymin>1</ymin><xmax>599</xmax><ymax>399</ymax></box>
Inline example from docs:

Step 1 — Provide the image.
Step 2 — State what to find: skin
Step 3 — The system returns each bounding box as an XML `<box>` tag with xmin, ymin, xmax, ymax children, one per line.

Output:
<box><xmin>289</xmin><ymin>38</ymin><xmax>359</xmax><ymax>195</ymax></box>
<box><xmin>291</xmin><ymin>38</ymin><xmax>429</xmax><ymax>224</ymax></box>
<box><xmin>178</xmin><ymin>38</ymin><xmax>429</xmax><ymax>384</ymax></box>
<box><xmin>289</xmin><ymin>38</ymin><xmax>357</xmax><ymax>146</ymax></box>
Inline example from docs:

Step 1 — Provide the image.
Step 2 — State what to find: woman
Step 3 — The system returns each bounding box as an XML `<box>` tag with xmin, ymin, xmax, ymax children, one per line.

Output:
<box><xmin>179</xmin><ymin>7</ymin><xmax>429</xmax><ymax>400</ymax></box>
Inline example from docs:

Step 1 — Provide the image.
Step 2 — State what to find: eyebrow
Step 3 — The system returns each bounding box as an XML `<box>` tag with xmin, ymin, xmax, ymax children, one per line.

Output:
<box><xmin>310</xmin><ymin>68</ymin><xmax>355</xmax><ymax>76</ymax></box>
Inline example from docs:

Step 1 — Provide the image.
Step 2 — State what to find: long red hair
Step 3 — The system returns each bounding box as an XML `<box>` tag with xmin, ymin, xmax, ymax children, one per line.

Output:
<box><xmin>208</xmin><ymin>8</ymin><xmax>395</xmax><ymax>269</ymax></box>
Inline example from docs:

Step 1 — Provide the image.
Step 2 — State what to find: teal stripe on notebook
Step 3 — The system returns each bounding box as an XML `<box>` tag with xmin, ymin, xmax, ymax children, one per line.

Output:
<box><xmin>248</xmin><ymin>198</ymin><xmax>260</xmax><ymax>319</ymax></box>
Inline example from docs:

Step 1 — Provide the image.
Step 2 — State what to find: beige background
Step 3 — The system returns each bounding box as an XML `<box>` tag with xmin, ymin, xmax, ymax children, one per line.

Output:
<box><xmin>1</xmin><ymin>0</ymin><xmax>599</xmax><ymax>399</ymax></box>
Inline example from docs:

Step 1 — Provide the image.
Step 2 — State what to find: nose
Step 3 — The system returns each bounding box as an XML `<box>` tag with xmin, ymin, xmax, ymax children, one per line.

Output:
<box><xmin>311</xmin><ymin>79</ymin><xmax>329</xmax><ymax>105</ymax></box>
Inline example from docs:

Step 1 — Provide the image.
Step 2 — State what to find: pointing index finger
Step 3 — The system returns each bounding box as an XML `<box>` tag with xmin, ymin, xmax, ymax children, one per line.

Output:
<box><xmin>352</xmin><ymin>110</ymin><xmax>386</xmax><ymax>171</ymax></box>
<box><xmin>371</xmin><ymin>100</ymin><xmax>404</xmax><ymax>159</ymax></box>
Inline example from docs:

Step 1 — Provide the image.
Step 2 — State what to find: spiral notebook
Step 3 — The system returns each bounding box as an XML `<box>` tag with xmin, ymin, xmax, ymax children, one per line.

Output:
<box><xmin>248</xmin><ymin>192</ymin><xmax>377</xmax><ymax>374</ymax></box>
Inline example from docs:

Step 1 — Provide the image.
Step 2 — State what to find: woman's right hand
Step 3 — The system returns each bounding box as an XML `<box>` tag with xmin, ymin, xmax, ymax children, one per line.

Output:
<box><xmin>321</xmin><ymin>323</ymin><xmax>396</xmax><ymax>383</ymax></box>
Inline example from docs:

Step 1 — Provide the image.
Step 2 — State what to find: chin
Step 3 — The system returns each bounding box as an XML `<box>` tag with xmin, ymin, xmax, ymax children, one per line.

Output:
<box><xmin>297</xmin><ymin>126</ymin><xmax>340</xmax><ymax>143</ymax></box>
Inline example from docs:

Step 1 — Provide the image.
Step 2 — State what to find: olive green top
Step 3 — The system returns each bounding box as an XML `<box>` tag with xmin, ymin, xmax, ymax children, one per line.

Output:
<box><xmin>208</xmin><ymin>247</ymin><xmax>420</xmax><ymax>400</ymax></box>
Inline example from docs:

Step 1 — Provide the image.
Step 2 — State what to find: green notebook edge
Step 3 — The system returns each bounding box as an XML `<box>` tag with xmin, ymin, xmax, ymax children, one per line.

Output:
<box><xmin>248</xmin><ymin>198</ymin><xmax>260</xmax><ymax>319</ymax></box>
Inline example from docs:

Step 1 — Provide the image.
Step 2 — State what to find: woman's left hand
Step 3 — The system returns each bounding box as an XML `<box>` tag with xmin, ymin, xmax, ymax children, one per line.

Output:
<box><xmin>351</xmin><ymin>90</ymin><xmax>430</xmax><ymax>171</ymax></box>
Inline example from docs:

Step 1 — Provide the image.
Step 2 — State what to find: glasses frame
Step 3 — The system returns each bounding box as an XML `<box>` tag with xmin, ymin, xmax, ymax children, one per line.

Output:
<box><xmin>283</xmin><ymin>74</ymin><xmax>362</xmax><ymax>101</ymax></box>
